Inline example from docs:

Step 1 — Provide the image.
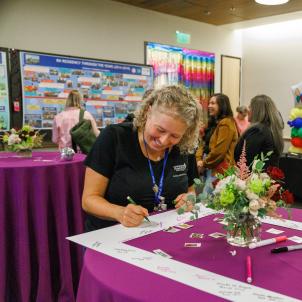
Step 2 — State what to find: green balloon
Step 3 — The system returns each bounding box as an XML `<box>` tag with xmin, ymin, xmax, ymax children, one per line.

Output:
<box><xmin>292</xmin><ymin>127</ymin><xmax>302</xmax><ymax>138</ymax></box>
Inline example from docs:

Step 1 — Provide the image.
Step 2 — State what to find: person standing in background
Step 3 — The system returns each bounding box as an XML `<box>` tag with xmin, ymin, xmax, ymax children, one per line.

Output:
<box><xmin>234</xmin><ymin>95</ymin><xmax>284</xmax><ymax>168</ymax></box>
<box><xmin>234</xmin><ymin>105</ymin><xmax>250</xmax><ymax>136</ymax></box>
<box><xmin>52</xmin><ymin>90</ymin><xmax>100</xmax><ymax>150</ymax></box>
<box><xmin>197</xmin><ymin>93</ymin><xmax>238</xmax><ymax>193</ymax></box>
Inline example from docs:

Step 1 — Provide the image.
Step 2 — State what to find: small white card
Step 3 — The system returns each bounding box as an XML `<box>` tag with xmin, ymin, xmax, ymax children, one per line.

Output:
<box><xmin>190</xmin><ymin>233</ymin><xmax>204</xmax><ymax>239</ymax></box>
<box><xmin>288</xmin><ymin>236</ymin><xmax>302</xmax><ymax>243</ymax></box>
<box><xmin>209</xmin><ymin>232</ymin><xmax>226</xmax><ymax>238</ymax></box>
<box><xmin>217</xmin><ymin>220</ymin><xmax>228</xmax><ymax>225</ymax></box>
<box><xmin>176</xmin><ymin>223</ymin><xmax>193</xmax><ymax>229</ymax></box>
<box><xmin>163</xmin><ymin>227</ymin><xmax>180</xmax><ymax>233</ymax></box>
<box><xmin>153</xmin><ymin>249</ymin><xmax>173</xmax><ymax>258</ymax></box>
<box><xmin>266</xmin><ymin>228</ymin><xmax>284</xmax><ymax>234</ymax></box>
<box><xmin>184</xmin><ymin>242</ymin><xmax>201</xmax><ymax>248</ymax></box>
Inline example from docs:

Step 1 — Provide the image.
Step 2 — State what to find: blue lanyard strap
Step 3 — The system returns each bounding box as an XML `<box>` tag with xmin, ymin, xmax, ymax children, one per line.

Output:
<box><xmin>143</xmin><ymin>137</ymin><xmax>169</xmax><ymax>205</ymax></box>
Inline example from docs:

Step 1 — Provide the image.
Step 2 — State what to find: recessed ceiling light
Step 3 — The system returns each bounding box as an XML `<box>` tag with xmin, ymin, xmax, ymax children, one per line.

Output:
<box><xmin>255</xmin><ymin>0</ymin><xmax>289</xmax><ymax>5</ymax></box>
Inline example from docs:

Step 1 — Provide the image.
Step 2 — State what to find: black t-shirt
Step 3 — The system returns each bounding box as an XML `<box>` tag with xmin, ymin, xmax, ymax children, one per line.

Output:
<box><xmin>234</xmin><ymin>124</ymin><xmax>279</xmax><ymax>168</ymax></box>
<box><xmin>84</xmin><ymin>122</ymin><xmax>198</xmax><ymax>231</ymax></box>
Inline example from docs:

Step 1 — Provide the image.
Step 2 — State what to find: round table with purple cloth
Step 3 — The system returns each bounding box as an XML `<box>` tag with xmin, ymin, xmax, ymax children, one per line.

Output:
<box><xmin>77</xmin><ymin>209</ymin><xmax>302</xmax><ymax>302</ymax></box>
<box><xmin>0</xmin><ymin>151</ymin><xmax>86</xmax><ymax>302</ymax></box>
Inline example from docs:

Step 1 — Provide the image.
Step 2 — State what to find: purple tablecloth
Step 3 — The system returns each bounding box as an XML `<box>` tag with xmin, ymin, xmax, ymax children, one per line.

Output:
<box><xmin>0</xmin><ymin>151</ymin><xmax>86</xmax><ymax>302</ymax></box>
<box><xmin>77</xmin><ymin>209</ymin><xmax>302</xmax><ymax>302</ymax></box>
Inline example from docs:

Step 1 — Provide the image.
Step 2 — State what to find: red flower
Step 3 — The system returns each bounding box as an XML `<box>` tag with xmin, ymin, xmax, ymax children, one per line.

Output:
<box><xmin>212</xmin><ymin>178</ymin><xmax>219</xmax><ymax>188</ymax></box>
<box><xmin>267</xmin><ymin>166</ymin><xmax>285</xmax><ymax>180</ymax></box>
<box><xmin>281</xmin><ymin>190</ymin><xmax>294</xmax><ymax>205</ymax></box>
<box><xmin>215</xmin><ymin>161</ymin><xmax>229</xmax><ymax>175</ymax></box>
<box><xmin>270</xmin><ymin>184</ymin><xmax>281</xmax><ymax>201</ymax></box>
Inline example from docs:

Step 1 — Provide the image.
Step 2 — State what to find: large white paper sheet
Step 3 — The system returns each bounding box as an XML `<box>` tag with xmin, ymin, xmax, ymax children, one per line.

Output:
<box><xmin>67</xmin><ymin>206</ymin><xmax>300</xmax><ymax>302</ymax></box>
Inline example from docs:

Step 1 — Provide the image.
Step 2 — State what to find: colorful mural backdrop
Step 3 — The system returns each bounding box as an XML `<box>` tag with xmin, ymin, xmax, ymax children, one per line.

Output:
<box><xmin>20</xmin><ymin>52</ymin><xmax>153</xmax><ymax>129</ymax></box>
<box><xmin>0</xmin><ymin>51</ymin><xmax>10</xmax><ymax>131</ymax></box>
<box><xmin>146</xmin><ymin>42</ymin><xmax>215</xmax><ymax>121</ymax></box>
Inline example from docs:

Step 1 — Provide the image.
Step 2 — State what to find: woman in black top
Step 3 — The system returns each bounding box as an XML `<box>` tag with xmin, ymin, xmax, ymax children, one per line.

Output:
<box><xmin>234</xmin><ymin>95</ymin><xmax>284</xmax><ymax>168</ymax></box>
<box><xmin>82</xmin><ymin>86</ymin><xmax>202</xmax><ymax>231</ymax></box>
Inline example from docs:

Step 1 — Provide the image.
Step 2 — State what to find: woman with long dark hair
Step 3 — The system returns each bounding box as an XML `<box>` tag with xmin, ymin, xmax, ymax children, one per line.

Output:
<box><xmin>198</xmin><ymin>93</ymin><xmax>238</xmax><ymax>193</ymax></box>
<box><xmin>234</xmin><ymin>95</ymin><xmax>284</xmax><ymax>167</ymax></box>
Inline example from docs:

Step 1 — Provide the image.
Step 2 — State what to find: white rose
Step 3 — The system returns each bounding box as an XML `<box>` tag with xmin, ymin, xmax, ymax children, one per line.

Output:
<box><xmin>249</xmin><ymin>209</ymin><xmax>258</xmax><ymax>217</ymax></box>
<box><xmin>246</xmin><ymin>189</ymin><xmax>259</xmax><ymax>201</ymax></box>
<box><xmin>8</xmin><ymin>134</ymin><xmax>21</xmax><ymax>145</ymax></box>
<box><xmin>250</xmin><ymin>173</ymin><xmax>259</xmax><ymax>181</ymax></box>
<box><xmin>249</xmin><ymin>199</ymin><xmax>260</xmax><ymax>211</ymax></box>
<box><xmin>260</xmin><ymin>173</ymin><xmax>270</xmax><ymax>181</ymax></box>
<box><xmin>234</xmin><ymin>178</ymin><xmax>246</xmax><ymax>191</ymax></box>
<box><xmin>213</xmin><ymin>176</ymin><xmax>233</xmax><ymax>194</ymax></box>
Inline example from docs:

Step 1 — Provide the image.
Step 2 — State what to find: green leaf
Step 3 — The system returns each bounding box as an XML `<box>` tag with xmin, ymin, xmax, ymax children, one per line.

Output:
<box><xmin>187</xmin><ymin>194</ymin><xmax>196</xmax><ymax>203</ymax></box>
<box><xmin>193</xmin><ymin>178</ymin><xmax>202</xmax><ymax>186</ymax></box>
<box><xmin>267</xmin><ymin>151</ymin><xmax>273</xmax><ymax>157</ymax></box>
<box><xmin>255</xmin><ymin>161</ymin><xmax>264</xmax><ymax>171</ymax></box>
<box><xmin>177</xmin><ymin>207</ymin><xmax>185</xmax><ymax>215</ymax></box>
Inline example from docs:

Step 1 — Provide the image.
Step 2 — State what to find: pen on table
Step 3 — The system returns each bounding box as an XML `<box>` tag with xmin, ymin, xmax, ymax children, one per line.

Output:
<box><xmin>271</xmin><ymin>244</ymin><xmax>302</xmax><ymax>253</ymax></box>
<box><xmin>248</xmin><ymin>236</ymin><xmax>287</xmax><ymax>249</ymax></box>
<box><xmin>126</xmin><ymin>196</ymin><xmax>150</xmax><ymax>222</ymax></box>
<box><xmin>246</xmin><ymin>255</ymin><xmax>252</xmax><ymax>284</ymax></box>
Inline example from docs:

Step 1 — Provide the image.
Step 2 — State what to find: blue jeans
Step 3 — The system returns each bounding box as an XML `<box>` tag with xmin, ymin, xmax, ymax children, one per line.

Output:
<box><xmin>202</xmin><ymin>169</ymin><xmax>216</xmax><ymax>195</ymax></box>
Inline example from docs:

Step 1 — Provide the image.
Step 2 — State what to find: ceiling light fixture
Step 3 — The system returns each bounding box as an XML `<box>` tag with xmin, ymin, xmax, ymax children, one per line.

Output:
<box><xmin>255</xmin><ymin>0</ymin><xmax>289</xmax><ymax>5</ymax></box>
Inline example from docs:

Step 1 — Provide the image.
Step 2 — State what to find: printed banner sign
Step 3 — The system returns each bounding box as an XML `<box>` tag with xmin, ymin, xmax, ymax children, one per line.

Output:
<box><xmin>20</xmin><ymin>52</ymin><xmax>153</xmax><ymax>129</ymax></box>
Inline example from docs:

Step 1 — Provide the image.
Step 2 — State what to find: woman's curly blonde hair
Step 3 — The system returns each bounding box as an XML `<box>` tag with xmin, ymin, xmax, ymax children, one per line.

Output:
<box><xmin>133</xmin><ymin>85</ymin><xmax>202</xmax><ymax>153</ymax></box>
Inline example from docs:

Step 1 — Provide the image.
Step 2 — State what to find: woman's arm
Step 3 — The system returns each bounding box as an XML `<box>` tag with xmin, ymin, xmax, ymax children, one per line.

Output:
<box><xmin>204</xmin><ymin>120</ymin><xmax>235</xmax><ymax>169</ymax></box>
<box><xmin>52</xmin><ymin>118</ymin><xmax>59</xmax><ymax>144</ymax></box>
<box><xmin>82</xmin><ymin>167</ymin><xmax>148</xmax><ymax>227</ymax></box>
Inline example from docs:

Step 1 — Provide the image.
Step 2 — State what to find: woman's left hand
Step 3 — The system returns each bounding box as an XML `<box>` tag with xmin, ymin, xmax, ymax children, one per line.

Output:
<box><xmin>197</xmin><ymin>160</ymin><xmax>204</xmax><ymax>174</ymax></box>
<box><xmin>174</xmin><ymin>193</ymin><xmax>194</xmax><ymax>212</ymax></box>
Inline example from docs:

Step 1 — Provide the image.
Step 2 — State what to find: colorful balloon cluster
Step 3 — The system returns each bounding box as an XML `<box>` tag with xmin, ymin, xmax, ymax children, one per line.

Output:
<box><xmin>288</xmin><ymin>107</ymin><xmax>302</xmax><ymax>153</ymax></box>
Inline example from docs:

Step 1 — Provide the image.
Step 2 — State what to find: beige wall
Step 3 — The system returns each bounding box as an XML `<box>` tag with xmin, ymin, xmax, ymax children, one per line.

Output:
<box><xmin>0</xmin><ymin>0</ymin><xmax>242</xmax><ymax>92</ymax></box>
<box><xmin>240</xmin><ymin>17</ymin><xmax>302</xmax><ymax>140</ymax></box>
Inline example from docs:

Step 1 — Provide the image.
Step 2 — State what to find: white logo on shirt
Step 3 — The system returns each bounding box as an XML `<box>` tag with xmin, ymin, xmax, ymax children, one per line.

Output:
<box><xmin>173</xmin><ymin>163</ymin><xmax>186</xmax><ymax>172</ymax></box>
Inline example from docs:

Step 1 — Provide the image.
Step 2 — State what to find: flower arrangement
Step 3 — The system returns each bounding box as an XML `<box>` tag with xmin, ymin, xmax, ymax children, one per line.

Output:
<box><xmin>178</xmin><ymin>142</ymin><xmax>293</xmax><ymax>246</ymax></box>
<box><xmin>1</xmin><ymin>125</ymin><xmax>44</xmax><ymax>152</ymax></box>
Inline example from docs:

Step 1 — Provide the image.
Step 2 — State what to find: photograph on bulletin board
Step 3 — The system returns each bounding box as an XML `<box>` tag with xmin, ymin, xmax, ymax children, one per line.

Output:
<box><xmin>0</xmin><ymin>49</ymin><xmax>10</xmax><ymax>131</ymax></box>
<box><xmin>19</xmin><ymin>51</ymin><xmax>154</xmax><ymax>129</ymax></box>
<box><xmin>145</xmin><ymin>42</ymin><xmax>215</xmax><ymax>122</ymax></box>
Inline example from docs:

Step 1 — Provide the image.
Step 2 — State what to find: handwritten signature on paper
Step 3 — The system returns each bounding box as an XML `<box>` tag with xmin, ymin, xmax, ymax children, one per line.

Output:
<box><xmin>216</xmin><ymin>282</ymin><xmax>252</xmax><ymax>298</ymax></box>
<box><xmin>157</xmin><ymin>266</ymin><xmax>176</xmax><ymax>274</ymax></box>
<box><xmin>114</xmin><ymin>248</ymin><xmax>136</xmax><ymax>254</ymax></box>
<box><xmin>91</xmin><ymin>241</ymin><xmax>102</xmax><ymax>248</ymax></box>
<box><xmin>131</xmin><ymin>256</ymin><xmax>153</xmax><ymax>262</ymax></box>
<box><xmin>252</xmin><ymin>293</ymin><xmax>284</xmax><ymax>302</ymax></box>
<box><xmin>176</xmin><ymin>215</ymin><xmax>188</xmax><ymax>223</ymax></box>
<box><xmin>195</xmin><ymin>273</ymin><xmax>215</xmax><ymax>281</ymax></box>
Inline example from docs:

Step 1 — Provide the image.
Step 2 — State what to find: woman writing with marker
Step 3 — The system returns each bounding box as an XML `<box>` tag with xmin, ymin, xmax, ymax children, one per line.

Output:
<box><xmin>82</xmin><ymin>86</ymin><xmax>202</xmax><ymax>231</ymax></box>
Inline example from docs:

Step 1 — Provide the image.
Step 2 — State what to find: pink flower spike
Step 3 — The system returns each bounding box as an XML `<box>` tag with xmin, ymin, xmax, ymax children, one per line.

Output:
<box><xmin>236</xmin><ymin>140</ymin><xmax>250</xmax><ymax>180</ymax></box>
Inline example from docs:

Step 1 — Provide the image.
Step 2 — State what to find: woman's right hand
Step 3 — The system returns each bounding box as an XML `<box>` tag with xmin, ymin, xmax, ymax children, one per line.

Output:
<box><xmin>117</xmin><ymin>204</ymin><xmax>149</xmax><ymax>227</ymax></box>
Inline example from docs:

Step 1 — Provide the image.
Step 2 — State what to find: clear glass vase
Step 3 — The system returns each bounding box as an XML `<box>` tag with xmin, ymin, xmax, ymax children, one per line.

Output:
<box><xmin>16</xmin><ymin>149</ymin><xmax>33</xmax><ymax>158</ymax></box>
<box><xmin>226</xmin><ymin>215</ymin><xmax>261</xmax><ymax>247</ymax></box>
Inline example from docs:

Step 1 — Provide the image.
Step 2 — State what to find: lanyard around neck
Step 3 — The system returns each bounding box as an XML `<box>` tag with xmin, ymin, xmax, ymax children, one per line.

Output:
<box><xmin>143</xmin><ymin>134</ymin><xmax>169</xmax><ymax>205</ymax></box>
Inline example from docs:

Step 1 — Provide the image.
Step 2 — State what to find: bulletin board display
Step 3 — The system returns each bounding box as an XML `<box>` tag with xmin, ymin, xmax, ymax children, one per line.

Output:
<box><xmin>0</xmin><ymin>50</ymin><xmax>10</xmax><ymax>131</ymax></box>
<box><xmin>19</xmin><ymin>52</ymin><xmax>154</xmax><ymax>129</ymax></box>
